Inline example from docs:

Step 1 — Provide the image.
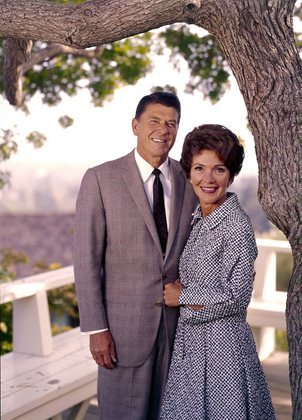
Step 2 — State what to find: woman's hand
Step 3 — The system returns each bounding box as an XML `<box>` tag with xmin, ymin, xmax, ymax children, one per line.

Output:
<box><xmin>163</xmin><ymin>280</ymin><xmax>183</xmax><ymax>307</ymax></box>
<box><xmin>187</xmin><ymin>304</ymin><xmax>203</xmax><ymax>311</ymax></box>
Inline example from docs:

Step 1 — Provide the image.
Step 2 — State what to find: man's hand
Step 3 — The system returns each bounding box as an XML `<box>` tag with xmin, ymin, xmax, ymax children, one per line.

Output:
<box><xmin>163</xmin><ymin>280</ymin><xmax>183</xmax><ymax>307</ymax></box>
<box><xmin>90</xmin><ymin>330</ymin><xmax>117</xmax><ymax>369</ymax></box>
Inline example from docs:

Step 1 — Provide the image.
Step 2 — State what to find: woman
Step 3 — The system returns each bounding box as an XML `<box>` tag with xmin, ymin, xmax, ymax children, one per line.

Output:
<box><xmin>160</xmin><ymin>125</ymin><xmax>275</xmax><ymax>419</ymax></box>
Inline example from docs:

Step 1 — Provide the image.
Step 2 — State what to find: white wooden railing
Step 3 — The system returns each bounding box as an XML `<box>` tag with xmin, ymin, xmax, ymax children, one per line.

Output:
<box><xmin>0</xmin><ymin>238</ymin><xmax>290</xmax><ymax>359</ymax></box>
<box><xmin>248</xmin><ymin>238</ymin><xmax>290</xmax><ymax>359</ymax></box>
<box><xmin>0</xmin><ymin>238</ymin><xmax>291</xmax><ymax>419</ymax></box>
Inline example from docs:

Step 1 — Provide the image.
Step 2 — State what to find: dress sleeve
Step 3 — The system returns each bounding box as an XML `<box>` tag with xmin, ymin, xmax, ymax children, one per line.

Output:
<box><xmin>179</xmin><ymin>219</ymin><xmax>257</xmax><ymax>323</ymax></box>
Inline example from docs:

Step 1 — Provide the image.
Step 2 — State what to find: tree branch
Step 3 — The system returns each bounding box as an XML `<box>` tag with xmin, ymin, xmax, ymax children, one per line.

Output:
<box><xmin>3</xmin><ymin>39</ymin><xmax>33</xmax><ymax>106</ymax></box>
<box><xmin>1</xmin><ymin>0</ymin><xmax>201</xmax><ymax>106</ymax></box>
<box><xmin>4</xmin><ymin>42</ymin><xmax>105</xmax><ymax>106</ymax></box>
<box><xmin>0</xmin><ymin>0</ymin><xmax>202</xmax><ymax>48</ymax></box>
<box><xmin>22</xmin><ymin>44</ymin><xmax>105</xmax><ymax>72</ymax></box>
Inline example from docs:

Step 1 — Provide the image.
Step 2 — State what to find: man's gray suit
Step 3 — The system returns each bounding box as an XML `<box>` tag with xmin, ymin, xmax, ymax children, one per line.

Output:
<box><xmin>74</xmin><ymin>150</ymin><xmax>196</xmax><ymax>417</ymax></box>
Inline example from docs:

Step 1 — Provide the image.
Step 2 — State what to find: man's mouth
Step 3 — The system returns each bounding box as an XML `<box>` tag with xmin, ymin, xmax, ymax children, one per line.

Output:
<box><xmin>152</xmin><ymin>138</ymin><xmax>167</xmax><ymax>144</ymax></box>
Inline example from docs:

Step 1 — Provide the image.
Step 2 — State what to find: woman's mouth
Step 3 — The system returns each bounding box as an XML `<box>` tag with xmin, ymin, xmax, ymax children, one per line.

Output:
<box><xmin>201</xmin><ymin>187</ymin><xmax>218</xmax><ymax>193</ymax></box>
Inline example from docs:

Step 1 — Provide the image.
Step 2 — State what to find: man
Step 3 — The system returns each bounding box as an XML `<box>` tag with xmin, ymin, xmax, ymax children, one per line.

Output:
<box><xmin>73</xmin><ymin>91</ymin><xmax>196</xmax><ymax>419</ymax></box>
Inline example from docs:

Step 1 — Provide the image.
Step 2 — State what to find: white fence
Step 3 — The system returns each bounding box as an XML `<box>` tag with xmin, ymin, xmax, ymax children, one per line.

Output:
<box><xmin>0</xmin><ymin>238</ymin><xmax>291</xmax><ymax>359</ymax></box>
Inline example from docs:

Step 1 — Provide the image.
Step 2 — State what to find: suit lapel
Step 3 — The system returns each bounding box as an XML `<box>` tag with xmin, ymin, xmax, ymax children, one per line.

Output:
<box><xmin>122</xmin><ymin>151</ymin><xmax>162</xmax><ymax>254</ymax></box>
<box><xmin>165</xmin><ymin>159</ymin><xmax>186</xmax><ymax>260</ymax></box>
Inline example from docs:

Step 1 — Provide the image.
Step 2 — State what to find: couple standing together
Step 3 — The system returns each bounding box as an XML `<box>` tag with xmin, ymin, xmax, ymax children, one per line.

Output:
<box><xmin>73</xmin><ymin>92</ymin><xmax>275</xmax><ymax>419</ymax></box>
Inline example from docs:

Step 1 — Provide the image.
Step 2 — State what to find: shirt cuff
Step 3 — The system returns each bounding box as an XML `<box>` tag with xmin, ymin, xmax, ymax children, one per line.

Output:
<box><xmin>81</xmin><ymin>328</ymin><xmax>108</xmax><ymax>335</ymax></box>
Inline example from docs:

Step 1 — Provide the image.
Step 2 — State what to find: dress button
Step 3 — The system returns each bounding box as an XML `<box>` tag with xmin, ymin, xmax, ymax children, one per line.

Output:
<box><xmin>155</xmin><ymin>300</ymin><xmax>162</xmax><ymax>307</ymax></box>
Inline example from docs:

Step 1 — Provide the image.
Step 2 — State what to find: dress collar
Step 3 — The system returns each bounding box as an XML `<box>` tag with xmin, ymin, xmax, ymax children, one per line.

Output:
<box><xmin>192</xmin><ymin>192</ymin><xmax>241</xmax><ymax>229</ymax></box>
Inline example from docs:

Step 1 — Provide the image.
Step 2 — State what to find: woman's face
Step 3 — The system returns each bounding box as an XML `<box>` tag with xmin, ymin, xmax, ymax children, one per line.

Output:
<box><xmin>190</xmin><ymin>149</ymin><xmax>230</xmax><ymax>216</ymax></box>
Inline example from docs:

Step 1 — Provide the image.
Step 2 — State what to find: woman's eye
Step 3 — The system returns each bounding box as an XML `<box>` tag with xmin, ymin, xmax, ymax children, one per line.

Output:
<box><xmin>215</xmin><ymin>167</ymin><xmax>226</xmax><ymax>173</ymax></box>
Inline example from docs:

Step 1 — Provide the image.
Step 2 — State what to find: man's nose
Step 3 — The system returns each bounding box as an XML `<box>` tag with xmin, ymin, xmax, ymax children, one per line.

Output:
<box><xmin>157</xmin><ymin>122</ymin><xmax>169</xmax><ymax>133</ymax></box>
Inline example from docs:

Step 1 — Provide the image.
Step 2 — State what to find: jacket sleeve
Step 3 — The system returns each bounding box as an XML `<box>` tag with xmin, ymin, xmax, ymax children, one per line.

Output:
<box><xmin>73</xmin><ymin>168</ymin><xmax>108</xmax><ymax>332</ymax></box>
<box><xmin>179</xmin><ymin>220</ymin><xmax>257</xmax><ymax>324</ymax></box>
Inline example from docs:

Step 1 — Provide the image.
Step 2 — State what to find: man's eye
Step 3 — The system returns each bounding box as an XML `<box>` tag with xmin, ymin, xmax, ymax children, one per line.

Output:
<box><xmin>167</xmin><ymin>122</ymin><xmax>176</xmax><ymax>128</ymax></box>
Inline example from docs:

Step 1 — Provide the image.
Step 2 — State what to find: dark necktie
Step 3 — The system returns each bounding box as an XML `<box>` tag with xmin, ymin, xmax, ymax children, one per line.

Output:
<box><xmin>152</xmin><ymin>168</ymin><xmax>168</xmax><ymax>253</ymax></box>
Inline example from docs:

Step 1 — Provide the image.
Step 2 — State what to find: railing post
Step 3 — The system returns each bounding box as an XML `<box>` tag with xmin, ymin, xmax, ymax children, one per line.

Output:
<box><xmin>252</xmin><ymin>245</ymin><xmax>277</xmax><ymax>360</ymax></box>
<box><xmin>254</xmin><ymin>246</ymin><xmax>277</xmax><ymax>298</ymax></box>
<box><xmin>13</xmin><ymin>289</ymin><xmax>53</xmax><ymax>356</ymax></box>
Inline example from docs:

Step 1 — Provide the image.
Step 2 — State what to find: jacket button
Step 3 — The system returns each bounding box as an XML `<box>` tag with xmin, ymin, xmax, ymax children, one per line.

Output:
<box><xmin>155</xmin><ymin>300</ymin><xmax>162</xmax><ymax>307</ymax></box>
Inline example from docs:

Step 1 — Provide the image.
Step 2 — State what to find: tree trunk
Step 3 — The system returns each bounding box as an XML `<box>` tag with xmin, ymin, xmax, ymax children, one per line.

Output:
<box><xmin>1</xmin><ymin>0</ymin><xmax>301</xmax><ymax>416</ymax></box>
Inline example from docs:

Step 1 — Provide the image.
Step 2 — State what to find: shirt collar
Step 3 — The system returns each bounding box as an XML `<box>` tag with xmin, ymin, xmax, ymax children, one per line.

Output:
<box><xmin>134</xmin><ymin>149</ymin><xmax>171</xmax><ymax>182</ymax></box>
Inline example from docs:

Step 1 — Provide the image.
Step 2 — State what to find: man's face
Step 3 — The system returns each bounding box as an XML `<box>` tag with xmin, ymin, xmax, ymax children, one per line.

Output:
<box><xmin>132</xmin><ymin>103</ymin><xmax>179</xmax><ymax>167</ymax></box>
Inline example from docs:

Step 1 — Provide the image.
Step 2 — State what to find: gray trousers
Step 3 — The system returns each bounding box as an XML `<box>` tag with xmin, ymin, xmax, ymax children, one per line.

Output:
<box><xmin>97</xmin><ymin>316</ymin><xmax>171</xmax><ymax>420</ymax></box>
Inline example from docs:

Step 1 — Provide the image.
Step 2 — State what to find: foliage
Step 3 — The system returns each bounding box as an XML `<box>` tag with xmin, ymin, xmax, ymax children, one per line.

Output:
<box><xmin>0</xmin><ymin>130</ymin><xmax>18</xmax><ymax>161</ymax></box>
<box><xmin>48</xmin><ymin>285</ymin><xmax>79</xmax><ymax>320</ymax></box>
<box><xmin>0</xmin><ymin>303</ymin><xmax>12</xmax><ymax>355</ymax></box>
<box><xmin>0</xmin><ymin>248</ymin><xmax>29</xmax><ymax>283</ymax></box>
<box><xmin>0</xmin><ymin>126</ymin><xmax>49</xmax><ymax>189</ymax></box>
<box><xmin>151</xmin><ymin>85</ymin><xmax>178</xmax><ymax>95</ymax></box>
<box><xmin>159</xmin><ymin>25</ymin><xmax>230</xmax><ymax>102</ymax></box>
<box><xmin>22</xmin><ymin>34</ymin><xmax>153</xmax><ymax>107</ymax></box>
<box><xmin>26</xmin><ymin>131</ymin><xmax>47</xmax><ymax>149</ymax></box>
<box><xmin>51</xmin><ymin>324</ymin><xmax>72</xmax><ymax>336</ymax></box>
<box><xmin>58</xmin><ymin>115</ymin><xmax>74</xmax><ymax>128</ymax></box>
<box><xmin>294</xmin><ymin>3</ymin><xmax>302</xmax><ymax>51</ymax></box>
<box><xmin>276</xmin><ymin>330</ymin><xmax>289</xmax><ymax>352</ymax></box>
<box><xmin>0</xmin><ymin>249</ymin><xmax>22</xmax><ymax>355</ymax></box>
<box><xmin>0</xmin><ymin>129</ymin><xmax>18</xmax><ymax>189</ymax></box>
<box><xmin>0</xmin><ymin>20</ymin><xmax>236</xmax><ymax>189</ymax></box>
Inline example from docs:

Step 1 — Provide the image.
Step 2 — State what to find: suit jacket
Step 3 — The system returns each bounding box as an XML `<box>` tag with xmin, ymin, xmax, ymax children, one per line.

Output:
<box><xmin>73</xmin><ymin>150</ymin><xmax>197</xmax><ymax>367</ymax></box>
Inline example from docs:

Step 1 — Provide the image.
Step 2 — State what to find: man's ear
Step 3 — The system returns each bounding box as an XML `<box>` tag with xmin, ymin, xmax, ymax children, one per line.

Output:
<box><xmin>132</xmin><ymin>118</ymin><xmax>138</xmax><ymax>135</ymax></box>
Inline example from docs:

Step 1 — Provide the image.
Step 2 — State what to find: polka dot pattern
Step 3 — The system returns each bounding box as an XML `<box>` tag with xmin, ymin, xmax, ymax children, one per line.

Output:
<box><xmin>160</xmin><ymin>193</ymin><xmax>275</xmax><ymax>420</ymax></box>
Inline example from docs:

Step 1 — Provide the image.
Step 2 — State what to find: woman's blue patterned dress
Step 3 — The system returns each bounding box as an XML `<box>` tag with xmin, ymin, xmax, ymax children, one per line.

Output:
<box><xmin>160</xmin><ymin>193</ymin><xmax>275</xmax><ymax>420</ymax></box>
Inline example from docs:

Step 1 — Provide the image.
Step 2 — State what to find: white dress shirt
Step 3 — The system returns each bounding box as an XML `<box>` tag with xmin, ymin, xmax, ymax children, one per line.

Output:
<box><xmin>84</xmin><ymin>149</ymin><xmax>172</xmax><ymax>335</ymax></box>
<box><xmin>134</xmin><ymin>148</ymin><xmax>172</xmax><ymax>229</ymax></box>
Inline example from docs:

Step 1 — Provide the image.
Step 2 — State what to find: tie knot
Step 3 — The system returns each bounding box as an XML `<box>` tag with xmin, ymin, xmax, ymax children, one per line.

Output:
<box><xmin>153</xmin><ymin>168</ymin><xmax>161</xmax><ymax>178</ymax></box>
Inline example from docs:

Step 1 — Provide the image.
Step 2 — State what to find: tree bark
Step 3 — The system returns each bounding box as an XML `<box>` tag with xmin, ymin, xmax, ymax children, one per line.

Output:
<box><xmin>3</xmin><ymin>39</ymin><xmax>32</xmax><ymax>105</ymax></box>
<box><xmin>1</xmin><ymin>0</ymin><xmax>301</xmax><ymax>416</ymax></box>
<box><xmin>0</xmin><ymin>0</ymin><xmax>201</xmax><ymax>47</ymax></box>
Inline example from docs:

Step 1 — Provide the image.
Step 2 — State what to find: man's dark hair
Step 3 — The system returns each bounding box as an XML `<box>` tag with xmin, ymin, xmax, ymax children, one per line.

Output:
<box><xmin>135</xmin><ymin>91</ymin><xmax>181</xmax><ymax>122</ymax></box>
